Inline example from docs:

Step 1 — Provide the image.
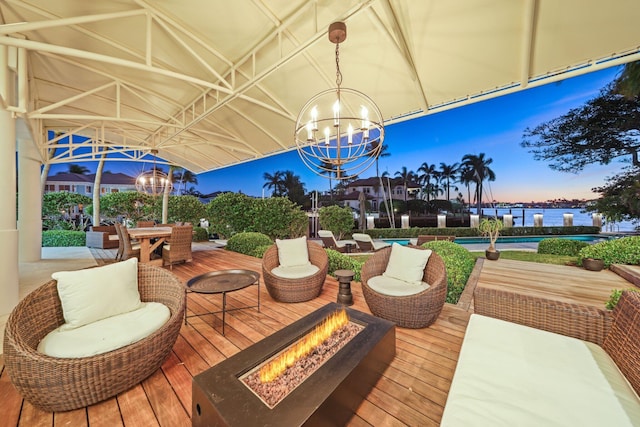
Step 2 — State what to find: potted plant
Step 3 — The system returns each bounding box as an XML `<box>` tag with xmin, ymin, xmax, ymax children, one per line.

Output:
<box><xmin>478</xmin><ymin>217</ymin><xmax>504</xmax><ymax>260</ymax></box>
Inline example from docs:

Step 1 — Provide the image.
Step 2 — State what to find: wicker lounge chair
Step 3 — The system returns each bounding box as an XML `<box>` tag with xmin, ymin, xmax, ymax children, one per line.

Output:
<box><xmin>162</xmin><ymin>225</ymin><xmax>193</xmax><ymax>269</ymax></box>
<box><xmin>352</xmin><ymin>233</ymin><xmax>391</xmax><ymax>252</ymax></box>
<box><xmin>2</xmin><ymin>263</ymin><xmax>185</xmax><ymax>412</ymax></box>
<box><xmin>262</xmin><ymin>240</ymin><xmax>329</xmax><ymax>302</ymax></box>
<box><xmin>360</xmin><ymin>246</ymin><xmax>447</xmax><ymax>328</ymax></box>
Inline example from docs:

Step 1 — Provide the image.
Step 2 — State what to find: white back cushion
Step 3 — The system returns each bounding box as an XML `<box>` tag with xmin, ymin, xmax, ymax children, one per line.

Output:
<box><xmin>53</xmin><ymin>258</ymin><xmax>141</xmax><ymax>331</ymax></box>
<box><xmin>275</xmin><ymin>236</ymin><xmax>311</xmax><ymax>268</ymax></box>
<box><xmin>383</xmin><ymin>243</ymin><xmax>432</xmax><ymax>286</ymax></box>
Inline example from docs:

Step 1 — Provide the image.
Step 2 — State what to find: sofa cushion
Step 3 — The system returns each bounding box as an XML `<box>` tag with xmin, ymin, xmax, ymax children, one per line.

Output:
<box><xmin>383</xmin><ymin>243</ymin><xmax>431</xmax><ymax>286</ymax></box>
<box><xmin>37</xmin><ymin>302</ymin><xmax>170</xmax><ymax>358</ymax></box>
<box><xmin>53</xmin><ymin>258</ymin><xmax>141</xmax><ymax>331</ymax></box>
<box><xmin>441</xmin><ymin>314</ymin><xmax>640</xmax><ymax>426</ymax></box>
<box><xmin>275</xmin><ymin>236</ymin><xmax>310</xmax><ymax>268</ymax></box>
<box><xmin>368</xmin><ymin>275</ymin><xmax>430</xmax><ymax>296</ymax></box>
<box><xmin>271</xmin><ymin>264</ymin><xmax>320</xmax><ymax>279</ymax></box>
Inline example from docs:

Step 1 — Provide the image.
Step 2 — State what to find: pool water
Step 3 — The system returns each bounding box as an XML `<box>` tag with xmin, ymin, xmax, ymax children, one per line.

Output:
<box><xmin>383</xmin><ymin>234</ymin><xmax>610</xmax><ymax>246</ymax></box>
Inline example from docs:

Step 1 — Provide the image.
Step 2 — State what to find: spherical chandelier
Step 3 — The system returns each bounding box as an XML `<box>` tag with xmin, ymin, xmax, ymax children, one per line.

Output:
<box><xmin>135</xmin><ymin>149</ymin><xmax>173</xmax><ymax>196</ymax></box>
<box><xmin>294</xmin><ymin>22</ymin><xmax>385</xmax><ymax>180</ymax></box>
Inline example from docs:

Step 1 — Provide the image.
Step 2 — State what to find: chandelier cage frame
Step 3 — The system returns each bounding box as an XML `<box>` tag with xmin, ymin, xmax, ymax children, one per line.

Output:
<box><xmin>135</xmin><ymin>150</ymin><xmax>173</xmax><ymax>196</ymax></box>
<box><xmin>294</xmin><ymin>22</ymin><xmax>385</xmax><ymax>180</ymax></box>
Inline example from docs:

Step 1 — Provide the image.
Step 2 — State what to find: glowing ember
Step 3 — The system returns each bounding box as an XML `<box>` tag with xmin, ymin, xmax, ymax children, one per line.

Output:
<box><xmin>259</xmin><ymin>309</ymin><xmax>349</xmax><ymax>383</ymax></box>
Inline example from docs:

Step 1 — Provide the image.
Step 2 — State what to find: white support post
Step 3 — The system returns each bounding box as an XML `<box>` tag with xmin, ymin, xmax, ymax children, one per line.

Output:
<box><xmin>0</xmin><ymin>108</ymin><xmax>19</xmax><ymax>315</ymax></box>
<box><xmin>18</xmin><ymin>138</ymin><xmax>42</xmax><ymax>262</ymax></box>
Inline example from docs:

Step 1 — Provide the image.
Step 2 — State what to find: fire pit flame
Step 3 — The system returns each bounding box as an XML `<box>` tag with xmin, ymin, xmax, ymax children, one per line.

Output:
<box><xmin>259</xmin><ymin>309</ymin><xmax>349</xmax><ymax>383</ymax></box>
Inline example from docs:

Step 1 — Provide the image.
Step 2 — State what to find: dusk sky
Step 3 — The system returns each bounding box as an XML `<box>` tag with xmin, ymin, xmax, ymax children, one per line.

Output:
<box><xmin>49</xmin><ymin>65</ymin><xmax>627</xmax><ymax>203</ymax></box>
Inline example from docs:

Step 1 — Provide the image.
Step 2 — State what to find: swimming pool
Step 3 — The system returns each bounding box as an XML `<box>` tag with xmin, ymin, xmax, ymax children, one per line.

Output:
<box><xmin>383</xmin><ymin>234</ymin><xmax>611</xmax><ymax>246</ymax></box>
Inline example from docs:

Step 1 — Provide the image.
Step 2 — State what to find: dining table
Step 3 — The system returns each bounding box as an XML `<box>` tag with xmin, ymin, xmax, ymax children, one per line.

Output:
<box><xmin>126</xmin><ymin>226</ymin><xmax>173</xmax><ymax>265</ymax></box>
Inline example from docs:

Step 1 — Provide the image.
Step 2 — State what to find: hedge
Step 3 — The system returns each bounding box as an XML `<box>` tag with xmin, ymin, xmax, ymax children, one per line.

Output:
<box><xmin>537</xmin><ymin>238</ymin><xmax>590</xmax><ymax>256</ymax></box>
<box><xmin>43</xmin><ymin>230</ymin><xmax>86</xmax><ymax>247</ymax></box>
<box><xmin>364</xmin><ymin>226</ymin><xmax>600</xmax><ymax>239</ymax></box>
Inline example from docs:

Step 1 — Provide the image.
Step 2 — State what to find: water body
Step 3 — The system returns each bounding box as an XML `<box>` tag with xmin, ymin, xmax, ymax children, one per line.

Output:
<box><xmin>472</xmin><ymin>207</ymin><xmax>637</xmax><ymax>232</ymax></box>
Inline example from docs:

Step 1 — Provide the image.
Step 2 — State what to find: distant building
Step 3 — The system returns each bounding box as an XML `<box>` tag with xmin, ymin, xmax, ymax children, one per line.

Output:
<box><xmin>45</xmin><ymin>171</ymin><xmax>137</xmax><ymax>196</ymax></box>
<box><xmin>345</xmin><ymin>177</ymin><xmax>421</xmax><ymax>212</ymax></box>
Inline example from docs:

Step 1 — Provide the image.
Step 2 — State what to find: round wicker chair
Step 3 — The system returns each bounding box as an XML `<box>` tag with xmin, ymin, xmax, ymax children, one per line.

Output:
<box><xmin>262</xmin><ymin>241</ymin><xmax>329</xmax><ymax>303</ymax></box>
<box><xmin>360</xmin><ymin>246</ymin><xmax>447</xmax><ymax>328</ymax></box>
<box><xmin>3</xmin><ymin>263</ymin><xmax>185</xmax><ymax>412</ymax></box>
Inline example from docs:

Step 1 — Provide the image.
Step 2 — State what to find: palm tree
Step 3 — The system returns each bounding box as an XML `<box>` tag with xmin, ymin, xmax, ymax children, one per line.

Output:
<box><xmin>172</xmin><ymin>168</ymin><xmax>198</xmax><ymax>195</ymax></box>
<box><xmin>394</xmin><ymin>166</ymin><xmax>415</xmax><ymax>202</ymax></box>
<box><xmin>458</xmin><ymin>163</ymin><xmax>476</xmax><ymax>212</ymax></box>
<box><xmin>367</xmin><ymin>141</ymin><xmax>391</xmax><ymax>178</ymax></box>
<box><xmin>319</xmin><ymin>161</ymin><xmax>338</xmax><ymax>200</ymax></box>
<box><xmin>417</xmin><ymin>162</ymin><xmax>437</xmax><ymax>201</ymax></box>
<box><xmin>68</xmin><ymin>164</ymin><xmax>90</xmax><ymax>174</ymax></box>
<box><xmin>460</xmin><ymin>153</ymin><xmax>496</xmax><ymax>215</ymax></box>
<box><xmin>439</xmin><ymin>162</ymin><xmax>459</xmax><ymax>201</ymax></box>
<box><xmin>263</xmin><ymin>171</ymin><xmax>285</xmax><ymax>196</ymax></box>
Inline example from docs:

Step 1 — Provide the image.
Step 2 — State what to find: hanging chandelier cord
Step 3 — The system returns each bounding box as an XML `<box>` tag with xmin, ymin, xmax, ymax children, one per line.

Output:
<box><xmin>335</xmin><ymin>41</ymin><xmax>342</xmax><ymax>88</ymax></box>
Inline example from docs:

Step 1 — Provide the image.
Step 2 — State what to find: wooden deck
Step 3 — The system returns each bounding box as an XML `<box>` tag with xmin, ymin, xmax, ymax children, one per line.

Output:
<box><xmin>1</xmin><ymin>247</ymin><xmax>471</xmax><ymax>426</ymax></box>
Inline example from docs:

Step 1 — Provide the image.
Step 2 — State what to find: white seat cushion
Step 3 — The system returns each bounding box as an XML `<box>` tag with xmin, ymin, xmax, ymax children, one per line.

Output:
<box><xmin>441</xmin><ymin>314</ymin><xmax>640</xmax><ymax>426</ymax></box>
<box><xmin>37</xmin><ymin>302</ymin><xmax>170</xmax><ymax>358</ymax></box>
<box><xmin>367</xmin><ymin>275</ymin><xmax>430</xmax><ymax>296</ymax></box>
<box><xmin>382</xmin><ymin>243</ymin><xmax>432</xmax><ymax>285</ymax></box>
<box><xmin>271</xmin><ymin>264</ymin><xmax>320</xmax><ymax>279</ymax></box>
<box><xmin>275</xmin><ymin>236</ymin><xmax>311</xmax><ymax>268</ymax></box>
<box><xmin>53</xmin><ymin>258</ymin><xmax>141</xmax><ymax>331</ymax></box>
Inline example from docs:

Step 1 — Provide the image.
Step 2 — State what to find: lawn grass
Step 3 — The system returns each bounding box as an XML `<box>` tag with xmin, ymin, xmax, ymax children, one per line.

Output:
<box><xmin>471</xmin><ymin>250</ymin><xmax>578</xmax><ymax>266</ymax></box>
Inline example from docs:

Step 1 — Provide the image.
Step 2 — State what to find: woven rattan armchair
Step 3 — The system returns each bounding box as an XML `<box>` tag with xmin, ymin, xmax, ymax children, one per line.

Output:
<box><xmin>360</xmin><ymin>246</ymin><xmax>447</xmax><ymax>328</ymax></box>
<box><xmin>262</xmin><ymin>241</ymin><xmax>329</xmax><ymax>302</ymax></box>
<box><xmin>162</xmin><ymin>225</ymin><xmax>193</xmax><ymax>269</ymax></box>
<box><xmin>3</xmin><ymin>263</ymin><xmax>185</xmax><ymax>412</ymax></box>
<box><xmin>115</xmin><ymin>222</ymin><xmax>140</xmax><ymax>261</ymax></box>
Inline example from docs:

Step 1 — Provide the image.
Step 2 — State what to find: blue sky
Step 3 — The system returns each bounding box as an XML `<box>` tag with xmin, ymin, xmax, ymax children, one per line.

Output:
<box><xmin>49</xmin><ymin>65</ymin><xmax>627</xmax><ymax>203</ymax></box>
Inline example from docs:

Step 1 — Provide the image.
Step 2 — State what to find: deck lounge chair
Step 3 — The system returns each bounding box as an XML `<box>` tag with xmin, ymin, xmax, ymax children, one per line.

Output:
<box><xmin>353</xmin><ymin>233</ymin><xmax>391</xmax><ymax>252</ymax></box>
<box><xmin>317</xmin><ymin>230</ymin><xmax>353</xmax><ymax>253</ymax></box>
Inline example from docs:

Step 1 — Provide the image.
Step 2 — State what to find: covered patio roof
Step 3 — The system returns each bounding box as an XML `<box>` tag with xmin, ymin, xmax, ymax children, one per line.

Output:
<box><xmin>2</xmin><ymin>0</ymin><xmax>640</xmax><ymax>173</ymax></box>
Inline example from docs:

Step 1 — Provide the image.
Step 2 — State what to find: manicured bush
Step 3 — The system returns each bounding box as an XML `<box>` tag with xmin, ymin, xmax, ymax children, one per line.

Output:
<box><xmin>578</xmin><ymin>236</ymin><xmax>640</xmax><ymax>268</ymax></box>
<box><xmin>165</xmin><ymin>195</ymin><xmax>207</xmax><ymax>225</ymax></box>
<box><xmin>319</xmin><ymin>205</ymin><xmax>354</xmax><ymax>240</ymax></box>
<box><xmin>422</xmin><ymin>241</ymin><xmax>476</xmax><ymax>304</ymax></box>
<box><xmin>537</xmin><ymin>238</ymin><xmax>590</xmax><ymax>256</ymax></box>
<box><xmin>326</xmin><ymin>249</ymin><xmax>363</xmax><ymax>283</ymax></box>
<box><xmin>249</xmin><ymin>244</ymin><xmax>272</xmax><ymax>259</ymax></box>
<box><xmin>43</xmin><ymin>230</ymin><xmax>86</xmax><ymax>247</ymax></box>
<box><xmin>206</xmin><ymin>192</ymin><xmax>254</xmax><ymax>238</ymax></box>
<box><xmin>192</xmin><ymin>226</ymin><xmax>209</xmax><ymax>242</ymax></box>
<box><xmin>225</xmin><ymin>232</ymin><xmax>273</xmax><ymax>256</ymax></box>
<box><xmin>251</xmin><ymin>197</ymin><xmax>308</xmax><ymax>239</ymax></box>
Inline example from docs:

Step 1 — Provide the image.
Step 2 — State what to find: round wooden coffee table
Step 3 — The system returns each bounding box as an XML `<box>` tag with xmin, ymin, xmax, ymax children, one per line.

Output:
<box><xmin>185</xmin><ymin>269</ymin><xmax>260</xmax><ymax>335</ymax></box>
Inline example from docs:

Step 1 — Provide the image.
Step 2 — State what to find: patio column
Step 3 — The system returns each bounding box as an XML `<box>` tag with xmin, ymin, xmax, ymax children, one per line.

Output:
<box><xmin>0</xmin><ymin>108</ymin><xmax>19</xmax><ymax>315</ymax></box>
<box><xmin>18</xmin><ymin>137</ymin><xmax>42</xmax><ymax>262</ymax></box>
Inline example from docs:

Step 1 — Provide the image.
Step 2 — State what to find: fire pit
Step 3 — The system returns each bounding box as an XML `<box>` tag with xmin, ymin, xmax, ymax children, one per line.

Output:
<box><xmin>192</xmin><ymin>303</ymin><xmax>396</xmax><ymax>426</ymax></box>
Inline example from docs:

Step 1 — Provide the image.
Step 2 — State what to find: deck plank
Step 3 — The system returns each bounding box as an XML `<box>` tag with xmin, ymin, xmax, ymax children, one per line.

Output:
<box><xmin>4</xmin><ymin>246</ymin><xmax>472</xmax><ymax>426</ymax></box>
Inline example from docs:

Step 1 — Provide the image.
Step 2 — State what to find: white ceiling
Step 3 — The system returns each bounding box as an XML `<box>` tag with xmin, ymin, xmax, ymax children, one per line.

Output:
<box><xmin>1</xmin><ymin>0</ymin><xmax>640</xmax><ymax>173</ymax></box>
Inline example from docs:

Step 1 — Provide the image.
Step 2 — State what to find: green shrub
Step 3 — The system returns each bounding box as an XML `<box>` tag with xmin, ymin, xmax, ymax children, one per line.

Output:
<box><xmin>249</xmin><ymin>244</ymin><xmax>273</xmax><ymax>259</ymax></box>
<box><xmin>165</xmin><ymin>195</ymin><xmax>207</xmax><ymax>225</ymax></box>
<box><xmin>225</xmin><ymin>232</ymin><xmax>273</xmax><ymax>256</ymax></box>
<box><xmin>251</xmin><ymin>197</ymin><xmax>308</xmax><ymax>239</ymax></box>
<box><xmin>326</xmin><ymin>249</ymin><xmax>364</xmax><ymax>282</ymax></box>
<box><xmin>537</xmin><ymin>238</ymin><xmax>590</xmax><ymax>256</ymax></box>
<box><xmin>422</xmin><ymin>241</ymin><xmax>476</xmax><ymax>304</ymax></box>
<box><xmin>206</xmin><ymin>192</ymin><xmax>254</xmax><ymax>238</ymax></box>
<box><xmin>578</xmin><ymin>236</ymin><xmax>640</xmax><ymax>268</ymax></box>
<box><xmin>192</xmin><ymin>227</ymin><xmax>209</xmax><ymax>242</ymax></box>
<box><xmin>43</xmin><ymin>230</ymin><xmax>86</xmax><ymax>247</ymax></box>
<box><xmin>319</xmin><ymin>205</ymin><xmax>354</xmax><ymax>240</ymax></box>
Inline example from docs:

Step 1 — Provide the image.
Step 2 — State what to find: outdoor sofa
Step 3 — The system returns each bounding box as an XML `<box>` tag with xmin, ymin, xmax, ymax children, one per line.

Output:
<box><xmin>441</xmin><ymin>290</ymin><xmax>640</xmax><ymax>426</ymax></box>
<box><xmin>85</xmin><ymin>225</ymin><xmax>119</xmax><ymax>249</ymax></box>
